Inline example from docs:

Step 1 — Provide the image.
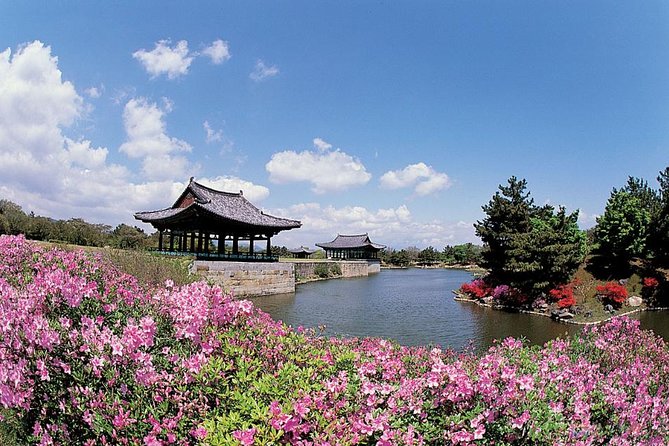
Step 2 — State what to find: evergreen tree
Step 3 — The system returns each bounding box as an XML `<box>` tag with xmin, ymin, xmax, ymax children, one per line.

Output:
<box><xmin>595</xmin><ymin>190</ymin><xmax>652</xmax><ymax>264</ymax></box>
<box><xmin>475</xmin><ymin>177</ymin><xmax>586</xmax><ymax>296</ymax></box>
<box><xmin>649</xmin><ymin>167</ymin><xmax>669</xmax><ymax>263</ymax></box>
<box><xmin>474</xmin><ymin>176</ymin><xmax>534</xmax><ymax>285</ymax></box>
<box><xmin>508</xmin><ymin>205</ymin><xmax>586</xmax><ymax>293</ymax></box>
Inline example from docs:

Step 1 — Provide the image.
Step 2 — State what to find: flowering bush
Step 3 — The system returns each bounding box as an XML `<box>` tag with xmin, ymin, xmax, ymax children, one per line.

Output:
<box><xmin>643</xmin><ymin>277</ymin><xmax>659</xmax><ymax>289</ymax></box>
<box><xmin>459</xmin><ymin>278</ymin><xmax>490</xmax><ymax>299</ymax></box>
<box><xmin>549</xmin><ymin>283</ymin><xmax>576</xmax><ymax>309</ymax></box>
<box><xmin>596</xmin><ymin>281</ymin><xmax>629</xmax><ymax>307</ymax></box>
<box><xmin>1</xmin><ymin>235</ymin><xmax>669</xmax><ymax>445</ymax></box>
<box><xmin>0</xmin><ymin>235</ymin><xmax>253</xmax><ymax>444</ymax></box>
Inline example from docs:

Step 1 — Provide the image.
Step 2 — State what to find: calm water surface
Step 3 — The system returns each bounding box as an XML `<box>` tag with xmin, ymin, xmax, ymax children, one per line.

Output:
<box><xmin>252</xmin><ymin>268</ymin><xmax>668</xmax><ymax>352</ymax></box>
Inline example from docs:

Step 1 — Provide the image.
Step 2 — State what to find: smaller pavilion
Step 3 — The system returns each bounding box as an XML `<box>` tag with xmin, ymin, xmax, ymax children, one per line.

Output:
<box><xmin>316</xmin><ymin>234</ymin><xmax>385</xmax><ymax>260</ymax></box>
<box><xmin>135</xmin><ymin>178</ymin><xmax>301</xmax><ymax>261</ymax></box>
<box><xmin>289</xmin><ymin>246</ymin><xmax>317</xmax><ymax>259</ymax></box>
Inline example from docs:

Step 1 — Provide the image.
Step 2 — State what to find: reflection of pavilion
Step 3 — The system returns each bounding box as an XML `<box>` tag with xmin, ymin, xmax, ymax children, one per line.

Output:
<box><xmin>135</xmin><ymin>178</ymin><xmax>301</xmax><ymax>261</ymax></box>
<box><xmin>316</xmin><ymin>234</ymin><xmax>385</xmax><ymax>260</ymax></box>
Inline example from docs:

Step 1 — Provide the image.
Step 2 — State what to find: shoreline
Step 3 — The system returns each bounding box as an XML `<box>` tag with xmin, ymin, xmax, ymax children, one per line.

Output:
<box><xmin>453</xmin><ymin>291</ymin><xmax>669</xmax><ymax>326</ymax></box>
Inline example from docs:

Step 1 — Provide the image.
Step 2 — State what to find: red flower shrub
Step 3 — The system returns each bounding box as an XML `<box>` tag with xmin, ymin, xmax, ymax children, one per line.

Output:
<box><xmin>460</xmin><ymin>279</ymin><xmax>490</xmax><ymax>299</ymax></box>
<box><xmin>549</xmin><ymin>284</ymin><xmax>576</xmax><ymax>309</ymax></box>
<box><xmin>596</xmin><ymin>282</ymin><xmax>628</xmax><ymax>306</ymax></box>
<box><xmin>643</xmin><ymin>277</ymin><xmax>659</xmax><ymax>289</ymax></box>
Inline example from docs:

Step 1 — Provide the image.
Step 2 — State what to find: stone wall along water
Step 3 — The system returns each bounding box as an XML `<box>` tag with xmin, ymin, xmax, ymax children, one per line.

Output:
<box><xmin>193</xmin><ymin>261</ymin><xmax>295</xmax><ymax>297</ymax></box>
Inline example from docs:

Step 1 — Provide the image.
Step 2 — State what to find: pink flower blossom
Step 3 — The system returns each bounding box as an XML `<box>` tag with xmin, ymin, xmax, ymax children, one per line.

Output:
<box><xmin>232</xmin><ymin>427</ymin><xmax>256</xmax><ymax>445</ymax></box>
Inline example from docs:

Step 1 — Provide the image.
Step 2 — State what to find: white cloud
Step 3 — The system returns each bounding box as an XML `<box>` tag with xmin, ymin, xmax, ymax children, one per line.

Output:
<box><xmin>119</xmin><ymin>97</ymin><xmax>193</xmax><ymax>180</ymax></box>
<box><xmin>270</xmin><ymin>202</ymin><xmax>478</xmax><ymax>249</ymax></box>
<box><xmin>133</xmin><ymin>40</ymin><xmax>193</xmax><ymax>79</ymax></box>
<box><xmin>313</xmin><ymin>137</ymin><xmax>332</xmax><ymax>152</ymax></box>
<box><xmin>266</xmin><ymin>140</ymin><xmax>371</xmax><ymax>193</ymax></box>
<box><xmin>197</xmin><ymin>176</ymin><xmax>269</xmax><ymax>202</ymax></box>
<box><xmin>202</xmin><ymin>39</ymin><xmax>231</xmax><ymax>64</ymax></box>
<box><xmin>249</xmin><ymin>59</ymin><xmax>279</xmax><ymax>81</ymax></box>
<box><xmin>84</xmin><ymin>85</ymin><xmax>103</xmax><ymax>98</ymax></box>
<box><xmin>380</xmin><ymin>162</ymin><xmax>451</xmax><ymax>196</ymax></box>
<box><xmin>203</xmin><ymin>120</ymin><xmax>223</xmax><ymax>143</ymax></box>
<box><xmin>0</xmin><ymin>40</ymin><xmax>268</xmax><ymax>229</ymax></box>
<box><xmin>578</xmin><ymin>210</ymin><xmax>599</xmax><ymax>229</ymax></box>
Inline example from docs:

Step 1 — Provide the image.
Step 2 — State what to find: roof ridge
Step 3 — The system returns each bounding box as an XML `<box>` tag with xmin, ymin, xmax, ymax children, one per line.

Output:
<box><xmin>191</xmin><ymin>180</ymin><xmax>242</xmax><ymax>197</ymax></box>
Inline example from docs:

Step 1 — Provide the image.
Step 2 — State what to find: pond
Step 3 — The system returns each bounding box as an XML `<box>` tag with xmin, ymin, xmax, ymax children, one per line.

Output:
<box><xmin>252</xmin><ymin>268</ymin><xmax>669</xmax><ymax>352</ymax></box>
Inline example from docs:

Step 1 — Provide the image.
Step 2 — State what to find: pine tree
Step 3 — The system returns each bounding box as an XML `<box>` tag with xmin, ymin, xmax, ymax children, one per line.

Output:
<box><xmin>649</xmin><ymin>167</ymin><xmax>669</xmax><ymax>263</ymax></box>
<box><xmin>475</xmin><ymin>177</ymin><xmax>586</xmax><ymax>297</ymax></box>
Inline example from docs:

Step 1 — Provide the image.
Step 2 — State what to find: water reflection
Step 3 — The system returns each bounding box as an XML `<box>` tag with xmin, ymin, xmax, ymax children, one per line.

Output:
<box><xmin>251</xmin><ymin>268</ymin><xmax>667</xmax><ymax>352</ymax></box>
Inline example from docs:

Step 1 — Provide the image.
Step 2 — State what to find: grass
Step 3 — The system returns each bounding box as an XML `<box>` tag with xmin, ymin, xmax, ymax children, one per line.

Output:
<box><xmin>35</xmin><ymin>241</ymin><xmax>198</xmax><ymax>288</ymax></box>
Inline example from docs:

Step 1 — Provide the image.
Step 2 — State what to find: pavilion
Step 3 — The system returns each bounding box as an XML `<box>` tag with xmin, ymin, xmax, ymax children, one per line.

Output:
<box><xmin>316</xmin><ymin>234</ymin><xmax>385</xmax><ymax>260</ymax></box>
<box><xmin>289</xmin><ymin>246</ymin><xmax>317</xmax><ymax>259</ymax></box>
<box><xmin>134</xmin><ymin>178</ymin><xmax>301</xmax><ymax>261</ymax></box>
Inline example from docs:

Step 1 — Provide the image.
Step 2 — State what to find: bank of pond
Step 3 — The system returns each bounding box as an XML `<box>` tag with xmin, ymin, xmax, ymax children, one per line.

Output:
<box><xmin>252</xmin><ymin>267</ymin><xmax>669</xmax><ymax>352</ymax></box>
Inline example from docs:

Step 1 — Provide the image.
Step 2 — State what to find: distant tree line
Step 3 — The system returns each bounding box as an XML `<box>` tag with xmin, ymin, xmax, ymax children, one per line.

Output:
<box><xmin>381</xmin><ymin>243</ymin><xmax>483</xmax><ymax>267</ymax></box>
<box><xmin>0</xmin><ymin>199</ymin><xmax>155</xmax><ymax>249</ymax></box>
<box><xmin>0</xmin><ymin>199</ymin><xmax>304</xmax><ymax>255</ymax></box>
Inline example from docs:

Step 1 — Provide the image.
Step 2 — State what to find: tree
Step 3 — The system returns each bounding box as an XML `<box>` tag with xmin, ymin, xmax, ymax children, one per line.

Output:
<box><xmin>595</xmin><ymin>190</ymin><xmax>651</xmax><ymax>264</ymax></box>
<box><xmin>508</xmin><ymin>205</ymin><xmax>586</xmax><ymax>294</ymax></box>
<box><xmin>0</xmin><ymin>200</ymin><xmax>29</xmax><ymax>235</ymax></box>
<box><xmin>649</xmin><ymin>167</ymin><xmax>669</xmax><ymax>262</ymax></box>
<box><xmin>112</xmin><ymin>224</ymin><xmax>148</xmax><ymax>249</ymax></box>
<box><xmin>474</xmin><ymin>177</ymin><xmax>586</xmax><ymax>297</ymax></box>
<box><xmin>474</xmin><ymin>177</ymin><xmax>534</xmax><ymax>284</ymax></box>
<box><xmin>418</xmin><ymin>246</ymin><xmax>439</xmax><ymax>264</ymax></box>
<box><xmin>26</xmin><ymin>215</ymin><xmax>56</xmax><ymax>241</ymax></box>
<box><xmin>621</xmin><ymin>176</ymin><xmax>661</xmax><ymax>218</ymax></box>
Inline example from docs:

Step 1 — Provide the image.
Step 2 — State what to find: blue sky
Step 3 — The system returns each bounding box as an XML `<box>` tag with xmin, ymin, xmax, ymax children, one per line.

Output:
<box><xmin>1</xmin><ymin>1</ymin><xmax>667</xmax><ymax>249</ymax></box>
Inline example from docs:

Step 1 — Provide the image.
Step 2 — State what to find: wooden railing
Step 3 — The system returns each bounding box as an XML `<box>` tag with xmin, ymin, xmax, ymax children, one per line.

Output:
<box><xmin>153</xmin><ymin>249</ymin><xmax>279</xmax><ymax>262</ymax></box>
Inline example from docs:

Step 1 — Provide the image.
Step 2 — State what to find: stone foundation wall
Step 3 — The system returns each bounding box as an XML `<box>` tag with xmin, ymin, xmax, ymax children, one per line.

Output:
<box><xmin>192</xmin><ymin>259</ymin><xmax>381</xmax><ymax>297</ymax></box>
<box><xmin>193</xmin><ymin>261</ymin><xmax>295</xmax><ymax>297</ymax></box>
<box><xmin>367</xmin><ymin>260</ymin><xmax>381</xmax><ymax>274</ymax></box>
<box><xmin>293</xmin><ymin>260</ymin><xmax>380</xmax><ymax>280</ymax></box>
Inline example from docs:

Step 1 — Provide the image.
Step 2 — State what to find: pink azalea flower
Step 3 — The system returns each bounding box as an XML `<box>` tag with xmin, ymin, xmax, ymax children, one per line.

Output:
<box><xmin>232</xmin><ymin>428</ymin><xmax>256</xmax><ymax>445</ymax></box>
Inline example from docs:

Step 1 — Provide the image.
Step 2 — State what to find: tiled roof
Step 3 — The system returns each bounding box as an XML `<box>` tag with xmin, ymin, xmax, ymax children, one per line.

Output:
<box><xmin>316</xmin><ymin>234</ymin><xmax>385</xmax><ymax>250</ymax></box>
<box><xmin>135</xmin><ymin>179</ymin><xmax>301</xmax><ymax>230</ymax></box>
<box><xmin>289</xmin><ymin>246</ymin><xmax>317</xmax><ymax>254</ymax></box>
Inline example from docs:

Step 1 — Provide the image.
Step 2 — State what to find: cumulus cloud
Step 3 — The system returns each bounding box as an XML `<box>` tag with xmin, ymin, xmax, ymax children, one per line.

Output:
<box><xmin>119</xmin><ymin>97</ymin><xmax>193</xmax><ymax>180</ymax></box>
<box><xmin>266</xmin><ymin>139</ymin><xmax>371</xmax><ymax>193</ymax></box>
<box><xmin>270</xmin><ymin>201</ymin><xmax>478</xmax><ymax>249</ymax></box>
<box><xmin>133</xmin><ymin>40</ymin><xmax>193</xmax><ymax>79</ymax></box>
<box><xmin>202</xmin><ymin>39</ymin><xmax>231</xmax><ymax>64</ymax></box>
<box><xmin>197</xmin><ymin>176</ymin><xmax>269</xmax><ymax>202</ymax></box>
<box><xmin>313</xmin><ymin>137</ymin><xmax>332</xmax><ymax>152</ymax></box>
<box><xmin>249</xmin><ymin>59</ymin><xmax>279</xmax><ymax>81</ymax></box>
<box><xmin>380</xmin><ymin>162</ymin><xmax>451</xmax><ymax>196</ymax></box>
<box><xmin>0</xmin><ymin>40</ymin><xmax>268</xmax><ymax>228</ymax></box>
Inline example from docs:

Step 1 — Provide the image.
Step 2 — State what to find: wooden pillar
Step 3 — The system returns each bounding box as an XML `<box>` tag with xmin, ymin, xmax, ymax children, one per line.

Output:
<box><xmin>218</xmin><ymin>233</ymin><xmax>224</xmax><ymax>254</ymax></box>
<box><xmin>249</xmin><ymin>234</ymin><xmax>255</xmax><ymax>255</ymax></box>
<box><xmin>190</xmin><ymin>232</ymin><xmax>195</xmax><ymax>252</ymax></box>
<box><xmin>204</xmin><ymin>232</ymin><xmax>210</xmax><ymax>253</ymax></box>
<box><xmin>266</xmin><ymin>236</ymin><xmax>271</xmax><ymax>255</ymax></box>
<box><xmin>232</xmin><ymin>235</ymin><xmax>239</xmax><ymax>255</ymax></box>
<box><xmin>197</xmin><ymin>232</ymin><xmax>203</xmax><ymax>253</ymax></box>
<box><xmin>169</xmin><ymin>231</ymin><xmax>174</xmax><ymax>251</ymax></box>
<box><xmin>158</xmin><ymin>231</ymin><xmax>163</xmax><ymax>251</ymax></box>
